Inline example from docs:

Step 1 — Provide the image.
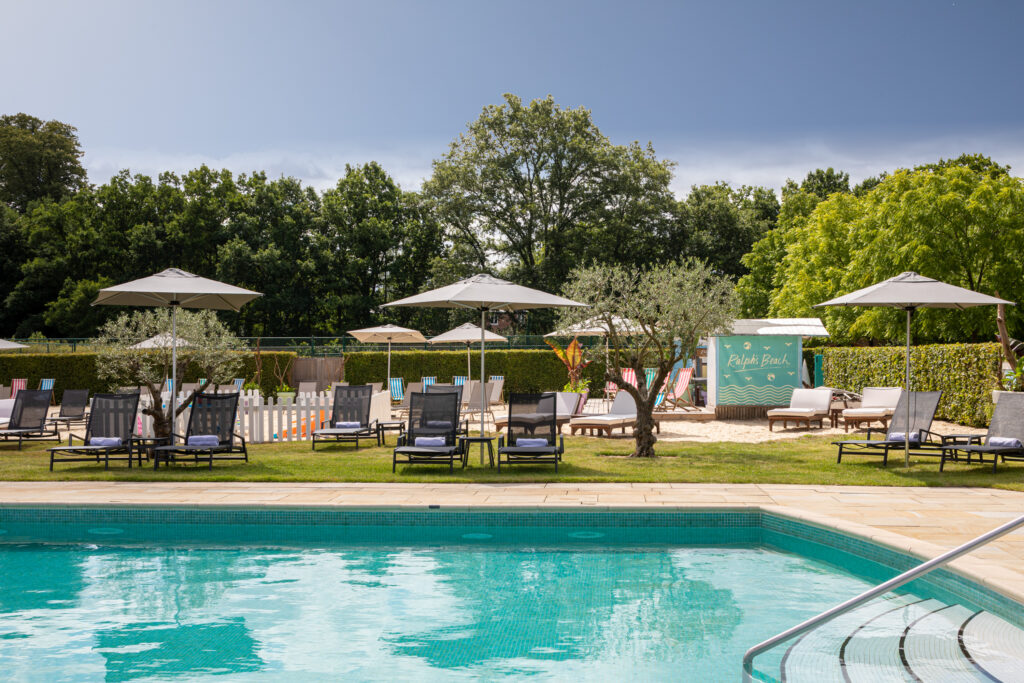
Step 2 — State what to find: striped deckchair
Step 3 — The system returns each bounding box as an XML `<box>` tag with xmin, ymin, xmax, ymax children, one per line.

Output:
<box><xmin>389</xmin><ymin>377</ymin><xmax>405</xmax><ymax>402</ymax></box>
<box><xmin>39</xmin><ymin>378</ymin><xmax>55</xmax><ymax>391</ymax></box>
<box><xmin>453</xmin><ymin>376</ymin><xmax>468</xmax><ymax>387</ymax></box>
<box><xmin>489</xmin><ymin>375</ymin><xmax>504</xmax><ymax>382</ymax></box>
<box><xmin>233</xmin><ymin>378</ymin><xmax>245</xmax><ymax>391</ymax></box>
<box><xmin>621</xmin><ymin>368</ymin><xmax>638</xmax><ymax>389</ymax></box>
<box><xmin>664</xmin><ymin>367</ymin><xmax>696</xmax><ymax>411</ymax></box>
<box><xmin>422</xmin><ymin>376</ymin><xmax>436</xmax><ymax>388</ymax></box>
<box><xmin>644</xmin><ymin>368</ymin><xmax>657</xmax><ymax>389</ymax></box>
<box><xmin>10</xmin><ymin>378</ymin><xmax>27</xmax><ymax>399</ymax></box>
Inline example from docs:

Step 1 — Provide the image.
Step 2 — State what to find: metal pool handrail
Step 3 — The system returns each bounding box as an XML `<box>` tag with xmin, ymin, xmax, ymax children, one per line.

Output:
<box><xmin>742</xmin><ymin>513</ymin><xmax>1024</xmax><ymax>681</ymax></box>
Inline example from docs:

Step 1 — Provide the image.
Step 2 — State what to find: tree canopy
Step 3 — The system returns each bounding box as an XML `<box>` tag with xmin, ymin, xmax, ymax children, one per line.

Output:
<box><xmin>0</xmin><ymin>113</ymin><xmax>87</xmax><ymax>213</ymax></box>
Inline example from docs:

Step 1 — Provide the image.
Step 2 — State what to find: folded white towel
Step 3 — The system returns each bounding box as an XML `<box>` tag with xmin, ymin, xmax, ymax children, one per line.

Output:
<box><xmin>515</xmin><ymin>438</ymin><xmax>548</xmax><ymax>447</ymax></box>
<box><xmin>335</xmin><ymin>421</ymin><xmax>361</xmax><ymax>429</ymax></box>
<box><xmin>414</xmin><ymin>437</ymin><xmax>446</xmax><ymax>447</ymax></box>
<box><xmin>89</xmin><ymin>437</ymin><xmax>122</xmax><ymax>447</ymax></box>
<box><xmin>187</xmin><ymin>435</ymin><xmax>221</xmax><ymax>447</ymax></box>
<box><xmin>988</xmin><ymin>436</ymin><xmax>1023</xmax><ymax>448</ymax></box>
<box><xmin>887</xmin><ymin>431</ymin><xmax>920</xmax><ymax>444</ymax></box>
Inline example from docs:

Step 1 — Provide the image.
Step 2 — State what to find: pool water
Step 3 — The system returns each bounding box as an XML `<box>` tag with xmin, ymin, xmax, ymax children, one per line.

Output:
<box><xmin>0</xmin><ymin>536</ymin><xmax>902</xmax><ymax>681</ymax></box>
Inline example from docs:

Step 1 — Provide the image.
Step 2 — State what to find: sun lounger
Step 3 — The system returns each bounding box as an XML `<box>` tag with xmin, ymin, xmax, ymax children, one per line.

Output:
<box><xmin>48</xmin><ymin>393</ymin><xmax>140</xmax><ymax>470</ymax></box>
<box><xmin>569</xmin><ymin>391</ymin><xmax>660</xmax><ymax>437</ymax></box>
<box><xmin>424</xmin><ymin>383</ymin><xmax>468</xmax><ymax>434</ymax></box>
<box><xmin>767</xmin><ymin>388</ymin><xmax>833</xmax><ymax>431</ymax></box>
<box><xmin>47</xmin><ymin>389</ymin><xmax>90</xmax><ymax>430</ymax></box>
<box><xmin>834</xmin><ymin>391</ymin><xmax>943</xmax><ymax>466</ymax></box>
<box><xmin>393</xmin><ymin>392</ymin><xmax>464</xmax><ymax>472</ymax></box>
<box><xmin>312</xmin><ymin>385</ymin><xmax>379</xmax><ymax>450</ymax></box>
<box><xmin>297</xmin><ymin>381</ymin><xmax>319</xmax><ymax>396</ymax></box>
<box><xmin>940</xmin><ymin>393</ymin><xmax>1024</xmax><ymax>473</ymax></box>
<box><xmin>495</xmin><ymin>391</ymin><xmax>580</xmax><ymax>433</ymax></box>
<box><xmin>488</xmin><ymin>377</ymin><xmax>505</xmax><ymax>407</ymax></box>
<box><xmin>152</xmin><ymin>392</ymin><xmax>248</xmax><ymax>468</ymax></box>
<box><xmin>497</xmin><ymin>392</ymin><xmax>564</xmax><ymax>471</ymax></box>
<box><xmin>841</xmin><ymin>387</ymin><xmax>902</xmax><ymax>432</ymax></box>
<box><xmin>0</xmin><ymin>389</ymin><xmax>58</xmax><ymax>448</ymax></box>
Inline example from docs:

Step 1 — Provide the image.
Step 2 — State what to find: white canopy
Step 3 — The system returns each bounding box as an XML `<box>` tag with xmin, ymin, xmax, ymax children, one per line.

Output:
<box><xmin>0</xmin><ymin>339</ymin><xmax>28</xmax><ymax>350</ymax></box>
<box><xmin>730</xmin><ymin>318</ymin><xmax>830</xmax><ymax>337</ymax></box>
<box><xmin>383</xmin><ymin>273</ymin><xmax>587</xmax><ymax>311</ymax></box>
<box><xmin>545</xmin><ymin>316</ymin><xmax>640</xmax><ymax>337</ymax></box>
<box><xmin>429</xmin><ymin>323</ymin><xmax>506</xmax><ymax>345</ymax></box>
<box><xmin>130</xmin><ymin>332</ymin><xmax>190</xmax><ymax>349</ymax></box>
<box><xmin>93</xmin><ymin>268</ymin><xmax>262</xmax><ymax>311</ymax></box>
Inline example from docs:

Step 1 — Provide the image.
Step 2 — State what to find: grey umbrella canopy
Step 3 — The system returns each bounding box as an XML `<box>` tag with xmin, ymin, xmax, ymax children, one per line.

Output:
<box><xmin>348</xmin><ymin>324</ymin><xmax>427</xmax><ymax>390</ymax></box>
<box><xmin>384</xmin><ymin>274</ymin><xmax>587</xmax><ymax>446</ymax></box>
<box><xmin>0</xmin><ymin>339</ymin><xmax>28</xmax><ymax>351</ymax></box>
<box><xmin>94</xmin><ymin>268</ymin><xmax>262</xmax><ymax>417</ymax></box>
<box><xmin>815</xmin><ymin>271</ymin><xmax>1012</xmax><ymax>466</ymax></box>
<box><xmin>429</xmin><ymin>322</ymin><xmax>507</xmax><ymax>381</ymax></box>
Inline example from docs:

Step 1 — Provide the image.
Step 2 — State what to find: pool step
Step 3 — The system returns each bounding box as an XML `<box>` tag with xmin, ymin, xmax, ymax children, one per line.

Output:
<box><xmin>779</xmin><ymin>595</ymin><xmax>1024</xmax><ymax>682</ymax></box>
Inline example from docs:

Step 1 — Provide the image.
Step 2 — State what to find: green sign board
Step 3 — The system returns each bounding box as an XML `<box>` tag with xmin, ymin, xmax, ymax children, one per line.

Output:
<box><xmin>716</xmin><ymin>335</ymin><xmax>801</xmax><ymax>405</ymax></box>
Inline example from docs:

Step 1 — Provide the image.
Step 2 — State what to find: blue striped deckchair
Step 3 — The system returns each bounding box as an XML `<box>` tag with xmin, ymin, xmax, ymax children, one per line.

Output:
<box><xmin>453</xmin><ymin>376</ymin><xmax>468</xmax><ymax>387</ymax></box>
<box><xmin>233</xmin><ymin>378</ymin><xmax>245</xmax><ymax>391</ymax></box>
<box><xmin>422</xmin><ymin>376</ymin><xmax>436</xmax><ymax>388</ymax></box>
<box><xmin>489</xmin><ymin>375</ymin><xmax>504</xmax><ymax>382</ymax></box>
<box><xmin>389</xmin><ymin>378</ymin><xmax>405</xmax><ymax>402</ymax></box>
<box><xmin>39</xmin><ymin>378</ymin><xmax>55</xmax><ymax>391</ymax></box>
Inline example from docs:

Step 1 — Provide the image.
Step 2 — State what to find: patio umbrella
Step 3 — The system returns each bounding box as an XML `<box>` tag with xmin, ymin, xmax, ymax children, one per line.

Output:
<box><xmin>131</xmin><ymin>332</ymin><xmax>190</xmax><ymax>349</ymax></box>
<box><xmin>94</xmin><ymin>268</ymin><xmax>262</xmax><ymax>416</ymax></box>
<box><xmin>429</xmin><ymin>322</ymin><xmax>507</xmax><ymax>381</ymax></box>
<box><xmin>0</xmin><ymin>339</ymin><xmax>28</xmax><ymax>351</ymax></box>
<box><xmin>347</xmin><ymin>324</ymin><xmax>427</xmax><ymax>391</ymax></box>
<box><xmin>815</xmin><ymin>271</ymin><xmax>1012</xmax><ymax>466</ymax></box>
<box><xmin>383</xmin><ymin>274</ymin><xmax>587</xmax><ymax>444</ymax></box>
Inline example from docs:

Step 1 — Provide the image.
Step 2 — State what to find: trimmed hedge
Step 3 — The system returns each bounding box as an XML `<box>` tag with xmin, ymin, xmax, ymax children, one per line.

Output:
<box><xmin>822</xmin><ymin>343</ymin><xmax>1001</xmax><ymax>426</ymax></box>
<box><xmin>0</xmin><ymin>351</ymin><xmax>296</xmax><ymax>401</ymax></box>
<box><xmin>343</xmin><ymin>350</ymin><xmax>606</xmax><ymax>395</ymax></box>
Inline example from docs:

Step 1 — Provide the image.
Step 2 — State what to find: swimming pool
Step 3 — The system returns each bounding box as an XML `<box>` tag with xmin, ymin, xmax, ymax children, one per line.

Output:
<box><xmin>0</xmin><ymin>507</ymin><xmax>1021</xmax><ymax>681</ymax></box>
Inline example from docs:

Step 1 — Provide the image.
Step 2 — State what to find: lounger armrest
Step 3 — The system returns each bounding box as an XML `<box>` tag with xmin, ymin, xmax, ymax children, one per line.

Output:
<box><xmin>558</xmin><ymin>435</ymin><xmax>565</xmax><ymax>454</ymax></box>
<box><xmin>67</xmin><ymin>432</ymin><xmax>85</xmax><ymax>446</ymax></box>
<box><xmin>498</xmin><ymin>436</ymin><xmax>505</xmax><ymax>449</ymax></box>
<box><xmin>864</xmin><ymin>427</ymin><xmax>885</xmax><ymax>440</ymax></box>
<box><xmin>920</xmin><ymin>429</ymin><xmax>944</xmax><ymax>444</ymax></box>
<box><xmin>233</xmin><ymin>432</ymin><xmax>246</xmax><ymax>446</ymax></box>
<box><xmin>396</xmin><ymin>434</ymin><xmax>407</xmax><ymax>447</ymax></box>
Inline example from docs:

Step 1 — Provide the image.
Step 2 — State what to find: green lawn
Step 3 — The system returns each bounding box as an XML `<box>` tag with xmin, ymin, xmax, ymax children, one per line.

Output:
<box><xmin>3</xmin><ymin>435</ymin><xmax>1023</xmax><ymax>491</ymax></box>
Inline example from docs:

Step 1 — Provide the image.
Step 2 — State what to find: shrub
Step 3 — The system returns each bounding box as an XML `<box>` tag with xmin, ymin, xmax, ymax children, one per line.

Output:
<box><xmin>822</xmin><ymin>343</ymin><xmax>1000</xmax><ymax>426</ymax></box>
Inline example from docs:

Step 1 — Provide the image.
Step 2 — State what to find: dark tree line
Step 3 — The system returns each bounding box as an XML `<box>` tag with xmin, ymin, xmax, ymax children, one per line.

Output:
<box><xmin>0</xmin><ymin>99</ymin><xmax>780</xmax><ymax>338</ymax></box>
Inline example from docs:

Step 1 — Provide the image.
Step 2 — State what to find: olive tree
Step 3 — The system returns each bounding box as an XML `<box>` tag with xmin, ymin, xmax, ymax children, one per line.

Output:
<box><xmin>560</xmin><ymin>259</ymin><xmax>736</xmax><ymax>458</ymax></box>
<box><xmin>94</xmin><ymin>309</ymin><xmax>242</xmax><ymax>437</ymax></box>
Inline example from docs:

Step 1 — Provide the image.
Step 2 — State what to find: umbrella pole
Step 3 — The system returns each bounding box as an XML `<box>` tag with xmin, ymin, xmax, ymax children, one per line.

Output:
<box><xmin>466</xmin><ymin>342</ymin><xmax>471</xmax><ymax>381</ymax></box>
<box><xmin>480</xmin><ymin>310</ymin><xmax>487</xmax><ymax>452</ymax></box>
<box><xmin>905</xmin><ymin>307</ymin><xmax>913</xmax><ymax>468</ymax></box>
<box><xmin>171</xmin><ymin>304</ymin><xmax>178</xmax><ymax>442</ymax></box>
<box><xmin>387</xmin><ymin>339</ymin><xmax>392</xmax><ymax>399</ymax></box>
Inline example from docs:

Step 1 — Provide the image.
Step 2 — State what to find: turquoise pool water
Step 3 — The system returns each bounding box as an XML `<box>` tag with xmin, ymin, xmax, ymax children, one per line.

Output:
<box><xmin>0</xmin><ymin>508</ymin><xmax>1015</xmax><ymax>682</ymax></box>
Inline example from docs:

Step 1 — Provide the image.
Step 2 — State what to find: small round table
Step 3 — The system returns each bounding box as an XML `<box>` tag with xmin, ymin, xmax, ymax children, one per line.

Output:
<box><xmin>459</xmin><ymin>435</ymin><xmax>496</xmax><ymax>467</ymax></box>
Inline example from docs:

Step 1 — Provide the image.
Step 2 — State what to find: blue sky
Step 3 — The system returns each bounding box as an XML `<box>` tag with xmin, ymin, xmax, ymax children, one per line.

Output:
<box><xmin>4</xmin><ymin>0</ymin><xmax>1023</xmax><ymax>195</ymax></box>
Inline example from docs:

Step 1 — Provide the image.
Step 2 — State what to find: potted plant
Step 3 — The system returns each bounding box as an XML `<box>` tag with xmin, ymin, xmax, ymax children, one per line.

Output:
<box><xmin>546</xmin><ymin>337</ymin><xmax>591</xmax><ymax>401</ymax></box>
<box><xmin>275</xmin><ymin>383</ymin><xmax>296</xmax><ymax>403</ymax></box>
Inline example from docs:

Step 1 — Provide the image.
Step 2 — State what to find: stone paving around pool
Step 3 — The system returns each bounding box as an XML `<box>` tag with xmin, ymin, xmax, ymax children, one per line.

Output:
<box><xmin>0</xmin><ymin>481</ymin><xmax>1021</xmax><ymax>605</ymax></box>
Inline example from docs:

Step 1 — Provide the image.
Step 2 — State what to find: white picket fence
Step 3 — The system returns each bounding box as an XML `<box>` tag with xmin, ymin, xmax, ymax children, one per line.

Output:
<box><xmin>134</xmin><ymin>391</ymin><xmax>391</xmax><ymax>444</ymax></box>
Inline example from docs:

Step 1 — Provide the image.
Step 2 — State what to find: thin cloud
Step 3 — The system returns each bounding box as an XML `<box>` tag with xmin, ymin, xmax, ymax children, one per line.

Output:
<box><xmin>83</xmin><ymin>133</ymin><xmax>1024</xmax><ymax>201</ymax></box>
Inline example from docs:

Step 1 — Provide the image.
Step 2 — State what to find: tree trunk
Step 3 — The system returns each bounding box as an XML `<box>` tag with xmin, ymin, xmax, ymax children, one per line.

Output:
<box><xmin>631</xmin><ymin>401</ymin><xmax>658</xmax><ymax>458</ymax></box>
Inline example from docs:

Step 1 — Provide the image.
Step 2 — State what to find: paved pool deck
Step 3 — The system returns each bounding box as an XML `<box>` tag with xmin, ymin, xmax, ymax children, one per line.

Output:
<box><xmin>0</xmin><ymin>481</ymin><xmax>1022</xmax><ymax>604</ymax></box>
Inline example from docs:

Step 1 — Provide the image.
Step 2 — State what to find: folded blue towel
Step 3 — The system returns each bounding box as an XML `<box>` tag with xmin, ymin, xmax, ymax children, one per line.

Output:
<box><xmin>426</xmin><ymin>420</ymin><xmax>450</xmax><ymax>429</ymax></box>
<box><xmin>335</xmin><ymin>421</ymin><xmax>361</xmax><ymax>429</ymax></box>
<box><xmin>187</xmin><ymin>435</ymin><xmax>221</xmax><ymax>447</ymax></box>
<box><xmin>988</xmin><ymin>436</ymin><xmax>1023</xmax><ymax>448</ymax></box>
<box><xmin>89</xmin><ymin>437</ymin><xmax>121</xmax><ymax>447</ymax></box>
<box><xmin>887</xmin><ymin>431</ymin><xmax>920</xmax><ymax>444</ymax></box>
<box><xmin>515</xmin><ymin>438</ymin><xmax>549</xmax><ymax>448</ymax></box>
<box><xmin>415</xmin><ymin>437</ymin><xmax>446</xmax><ymax>447</ymax></box>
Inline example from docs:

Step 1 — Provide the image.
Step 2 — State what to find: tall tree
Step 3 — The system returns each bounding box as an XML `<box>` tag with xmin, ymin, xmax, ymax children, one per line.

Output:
<box><xmin>424</xmin><ymin>94</ymin><xmax>677</xmax><ymax>293</ymax></box>
<box><xmin>681</xmin><ymin>182</ymin><xmax>779</xmax><ymax>279</ymax></box>
<box><xmin>771</xmin><ymin>163</ymin><xmax>1024</xmax><ymax>342</ymax></box>
<box><xmin>0</xmin><ymin>113</ymin><xmax>87</xmax><ymax>212</ymax></box>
